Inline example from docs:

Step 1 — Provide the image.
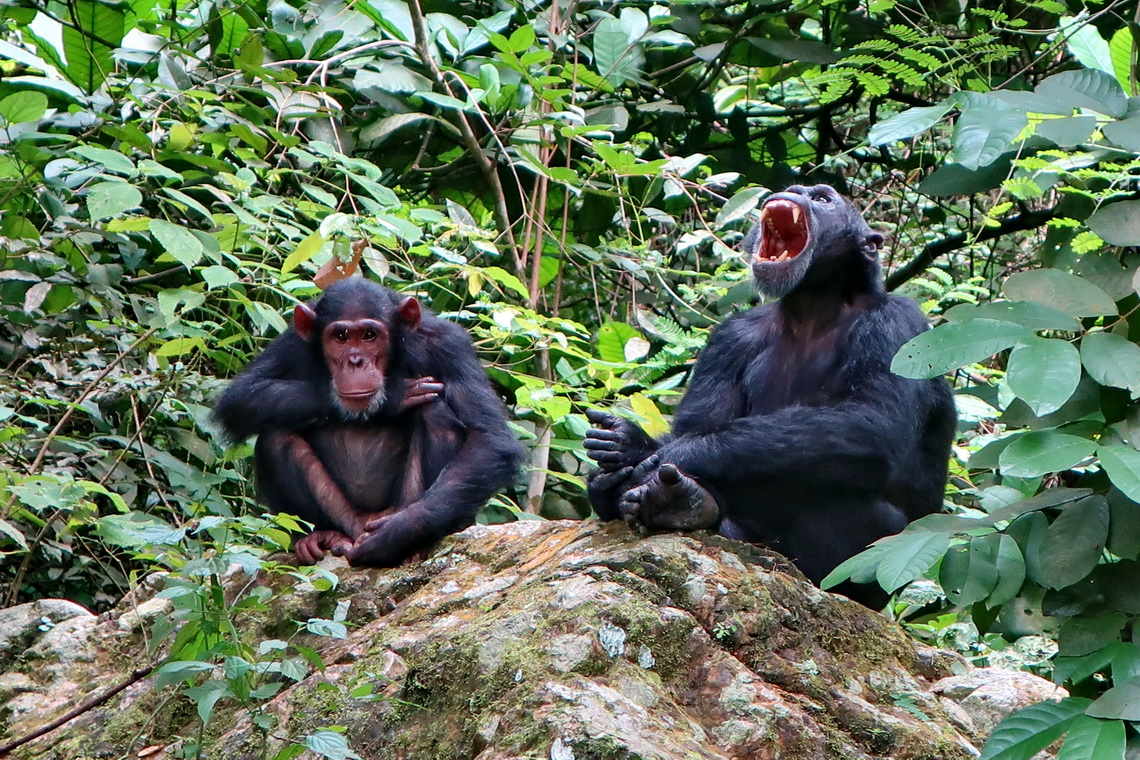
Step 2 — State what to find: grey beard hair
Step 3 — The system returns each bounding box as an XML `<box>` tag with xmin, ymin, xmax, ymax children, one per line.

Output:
<box><xmin>751</xmin><ymin>251</ymin><xmax>812</xmax><ymax>299</ymax></box>
<box><xmin>332</xmin><ymin>385</ymin><xmax>386</xmax><ymax>420</ymax></box>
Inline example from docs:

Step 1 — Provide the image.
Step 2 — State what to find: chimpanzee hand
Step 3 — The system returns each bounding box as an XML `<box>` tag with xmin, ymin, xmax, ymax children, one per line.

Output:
<box><xmin>399</xmin><ymin>376</ymin><xmax>444</xmax><ymax>412</ymax></box>
<box><xmin>584</xmin><ymin>409</ymin><xmax>658</xmax><ymax>473</ymax></box>
<box><xmin>294</xmin><ymin>529</ymin><xmax>355</xmax><ymax>565</ymax></box>
<box><xmin>618</xmin><ymin>456</ymin><xmax>720</xmax><ymax>533</ymax></box>
<box><xmin>343</xmin><ymin>509</ymin><xmax>425</xmax><ymax>567</ymax></box>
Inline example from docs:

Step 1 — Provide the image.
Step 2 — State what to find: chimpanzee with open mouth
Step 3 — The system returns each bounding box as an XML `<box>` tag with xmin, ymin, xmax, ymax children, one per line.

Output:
<box><xmin>585</xmin><ymin>184</ymin><xmax>956</xmax><ymax>606</ymax></box>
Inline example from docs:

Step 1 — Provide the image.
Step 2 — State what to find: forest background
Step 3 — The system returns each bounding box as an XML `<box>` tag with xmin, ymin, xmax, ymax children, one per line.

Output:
<box><xmin>0</xmin><ymin>0</ymin><xmax>1139</xmax><ymax>756</ymax></box>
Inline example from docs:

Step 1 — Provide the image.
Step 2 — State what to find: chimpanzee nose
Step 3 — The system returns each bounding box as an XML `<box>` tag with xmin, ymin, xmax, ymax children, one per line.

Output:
<box><xmin>349</xmin><ymin>355</ymin><xmax>365</xmax><ymax>368</ymax></box>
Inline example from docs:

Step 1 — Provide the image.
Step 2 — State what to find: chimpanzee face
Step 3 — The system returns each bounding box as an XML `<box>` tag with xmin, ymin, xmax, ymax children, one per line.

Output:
<box><xmin>745</xmin><ymin>184</ymin><xmax>884</xmax><ymax>298</ymax></box>
<box><xmin>292</xmin><ymin>288</ymin><xmax>422</xmax><ymax>420</ymax></box>
<box><xmin>321</xmin><ymin>317</ymin><xmax>391</xmax><ymax>417</ymax></box>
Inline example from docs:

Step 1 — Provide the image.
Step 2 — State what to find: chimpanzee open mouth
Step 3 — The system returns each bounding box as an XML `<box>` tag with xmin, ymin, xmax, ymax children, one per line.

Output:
<box><xmin>753</xmin><ymin>198</ymin><xmax>810</xmax><ymax>264</ymax></box>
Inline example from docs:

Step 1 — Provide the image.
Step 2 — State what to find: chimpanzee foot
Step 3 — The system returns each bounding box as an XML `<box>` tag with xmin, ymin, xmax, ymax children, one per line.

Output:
<box><xmin>619</xmin><ymin>462</ymin><xmax>720</xmax><ymax>533</ymax></box>
<box><xmin>294</xmin><ymin>529</ymin><xmax>354</xmax><ymax>564</ymax></box>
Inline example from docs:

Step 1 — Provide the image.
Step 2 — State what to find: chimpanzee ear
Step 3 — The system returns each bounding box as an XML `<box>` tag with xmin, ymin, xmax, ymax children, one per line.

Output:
<box><xmin>864</xmin><ymin>232</ymin><xmax>885</xmax><ymax>257</ymax></box>
<box><xmin>397</xmin><ymin>296</ymin><xmax>421</xmax><ymax>331</ymax></box>
<box><xmin>293</xmin><ymin>304</ymin><xmax>317</xmax><ymax>341</ymax></box>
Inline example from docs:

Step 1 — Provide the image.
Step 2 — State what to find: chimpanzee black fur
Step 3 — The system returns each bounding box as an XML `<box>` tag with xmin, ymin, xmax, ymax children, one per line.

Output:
<box><xmin>585</xmin><ymin>184</ymin><xmax>956</xmax><ymax>605</ymax></box>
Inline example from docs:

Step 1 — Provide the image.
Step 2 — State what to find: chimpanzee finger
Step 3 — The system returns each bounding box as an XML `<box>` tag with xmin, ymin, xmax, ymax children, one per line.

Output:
<box><xmin>583</xmin><ymin>437</ymin><xmax>621</xmax><ymax>451</ymax></box>
<box><xmin>659</xmin><ymin>463</ymin><xmax>682</xmax><ymax>485</ymax></box>
<box><xmin>585</xmin><ymin>409</ymin><xmax>618</xmax><ymax>428</ymax></box>
<box><xmin>584</xmin><ymin>427</ymin><xmax>621</xmax><ymax>442</ymax></box>
<box><xmin>293</xmin><ymin>537</ymin><xmax>322</xmax><ymax>565</ymax></box>
<box><xmin>590</xmin><ymin>465</ymin><xmax>633</xmax><ymax>492</ymax></box>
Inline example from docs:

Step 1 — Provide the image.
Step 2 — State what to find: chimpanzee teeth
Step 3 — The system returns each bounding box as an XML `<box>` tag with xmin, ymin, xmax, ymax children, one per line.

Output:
<box><xmin>791</xmin><ymin>206</ymin><xmax>801</xmax><ymax>224</ymax></box>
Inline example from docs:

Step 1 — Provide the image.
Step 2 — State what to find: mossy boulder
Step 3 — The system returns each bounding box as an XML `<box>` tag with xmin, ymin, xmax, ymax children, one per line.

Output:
<box><xmin>1</xmin><ymin>520</ymin><xmax>1039</xmax><ymax>759</ymax></box>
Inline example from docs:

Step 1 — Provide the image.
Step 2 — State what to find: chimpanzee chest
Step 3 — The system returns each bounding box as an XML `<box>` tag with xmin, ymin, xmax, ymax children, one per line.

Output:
<box><xmin>743</xmin><ymin>329</ymin><xmax>851</xmax><ymax>413</ymax></box>
<box><xmin>307</xmin><ymin>424</ymin><xmax>412</xmax><ymax>510</ymax></box>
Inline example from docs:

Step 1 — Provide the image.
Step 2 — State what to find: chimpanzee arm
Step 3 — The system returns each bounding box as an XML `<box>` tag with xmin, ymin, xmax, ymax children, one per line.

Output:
<box><xmin>213</xmin><ymin>333</ymin><xmax>334</xmax><ymax>442</ymax></box>
<box><xmin>586</xmin><ymin>317</ymin><xmax>752</xmax><ymax>520</ymax></box>
<box><xmin>346</xmin><ymin>321</ymin><xmax>522</xmax><ymax>566</ymax></box>
<box><xmin>658</xmin><ymin>298</ymin><xmax>929</xmax><ymax>494</ymax></box>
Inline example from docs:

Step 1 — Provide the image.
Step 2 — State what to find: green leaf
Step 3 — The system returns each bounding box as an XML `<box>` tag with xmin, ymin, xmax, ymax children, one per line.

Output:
<box><xmin>304</xmin><ymin>729</ymin><xmax>360</xmax><ymax>760</ymax></box>
<box><xmin>820</xmin><ymin>543</ymin><xmax>887</xmax><ymax>589</ymax></box>
<box><xmin>868</xmin><ymin>102</ymin><xmax>953</xmax><ymax>146</ymax></box>
<box><xmin>282</xmin><ymin>231</ymin><xmax>324</xmax><ymax>275</ymax></box>
<box><xmin>950</xmin><ymin>97</ymin><xmax>1027</xmax><ymax>169</ymax></box>
<box><xmin>1035</xmin><ymin>69</ymin><xmax>1128</xmax><ymax>118</ymax></box>
<box><xmin>201</xmin><ymin>265</ymin><xmax>239</xmax><ymax>290</ymax></box>
<box><xmin>1003</xmin><ymin>269</ymin><xmax>1117</xmax><ymax>317</ymax></box>
<box><xmin>481</xmin><ymin>266</ymin><xmax>529</xmax><ymax>299</ymax></box>
<box><xmin>1056</xmin><ymin>715</ymin><xmax>1125</xmax><ymax>760</ymax></box>
<box><xmin>1098</xmin><ymin>446</ymin><xmax>1140</xmax><ymax>503</ymax></box>
<box><xmin>1086</xmin><ymin>681</ymin><xmax>1140</xmax><ymax>721</ymax></box>
<box><xmin>596</xmin><ymin>321</ymin><xmax>638</xmax><ymax>363</ymax></box>
<box><xmin>1081</xmin><ymin>333</ymin><xmax>1140</xmax><ymax>397</ymax></box>
<box><xmin>86</xmin><ymin>181</ymin><xmax>142</xmax><ymax>220</ymax></box>
<box><xmin>593</xmin><ymin>14</ymin><xmax>643</xmax><ymax>87</ymax></box>
<box><xmin>1062</xmin><ymin>17</ymin><xmax>1113</xmax><ymax>76</ymax></box>
<box><xmin>979</xmin><ymin>697</ymin><xmax>1091</xmax><ymax>760</ymax></box>
<box><xmin>71</xmin><ymin>145</ymin><xmax>136</xmax><ymax>176</ymax></box>
<box><xmin>1037</xmin><ymin>496</ymin><xmax>1109</xmax><ymax>589</ymax></box>
<box><xmin>716</xmin><ymin>187</ymin><xmax>766</xmax><ymax>228</ymax></box>
<box><xmin>940</xmin><ymin>534</ymin><xmax>999</xmax><ymax>606</ymax></box>
<box><xmin>155</xmin><ymin>337</ymin><xmax>204</xmax><ymax>357</ymax></box>
<box><xmin>1006</xmin><ymin>338</ymin><xmax>1081</xmax><ymax>416</ymax></box>
<box><xmin>989</xmin><ymin>534</ymin><xmax>1027</xmax><ymax>606</ymax></box>
<box><xmin>891</xmin><ymin>319</ymin><xmax>1031</xmax><ymax>379</ymax></box>
<box><xmin>150</xmin><ymin>220</ymin><xmax>205</xmax><ymax>270</ymax></box>
<box><xmin>1087</xmin><ymin>201</ymin><xmax>1140</xmax><ymax>247</ymax></box>
<box><xmin>1109</xmin><ymin>27</ymin><xmax>1135</xmax><ymax>95</ymax></box>
<box><xmin>0</xmin><ymin>91</ymin><xmax>48</xmax><ymax>124</ymax></box>
<box><xmin>875</xmin><ymin>531</ymin><xmax>950</xmax><ymax>593</ymax></box>
<box><xmin>944</xmin><ymin>301</ymin><xmax>1079</xmax><ymax>332</ymax></box>
<box><xmin>999</xmin><ymin>432</ymin><xmax>1096</xmax><ymax>478</ymax></box>
<box><xmin>1035</xmin><ymin>116</ymin><xmax>1096</xmax><ymax>147</ymax></box>
<box><xmin>1102</xmin><ymin>117</ymin><xmax>1140</xmax><ymax>152</ymax></box>
<box><xmin>185</xmin><ymin>679</ymin><xmax>232</xmax><ymax>724</ymax></box>
<box><xmin>1060</xmin><ymin>614</ymin><xmax>1129</xmax><ymax>657</ymax></box>
<box><xmin>62</xmin><ymin>0</ymin><xmax>126</xmax><ymax>93</ymax></box>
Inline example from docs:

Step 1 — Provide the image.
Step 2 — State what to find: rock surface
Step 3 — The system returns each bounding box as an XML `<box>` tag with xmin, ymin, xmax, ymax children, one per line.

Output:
<box><xmin>0</xmin><ymin>521</ymin><xmax>1057</xmax><ymax>759</ymax></box>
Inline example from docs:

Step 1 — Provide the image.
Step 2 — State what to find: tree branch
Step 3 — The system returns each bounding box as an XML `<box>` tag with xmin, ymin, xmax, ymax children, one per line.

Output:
<box><xmin>885</xmin><ymin>206</ymin><xmax>1059</xmax><ymax>291</ymax></box>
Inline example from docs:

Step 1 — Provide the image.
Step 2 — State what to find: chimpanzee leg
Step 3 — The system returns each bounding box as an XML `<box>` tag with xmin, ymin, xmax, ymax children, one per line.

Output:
<box><xmin>616</xmin><ymin>457</ymin><xmax>720</xmax><ymax>532</ymax></box>
<box><xmin>255</xmin><ymin>432</ymin><xmax>371</xmax><ymax>561</ymax></box>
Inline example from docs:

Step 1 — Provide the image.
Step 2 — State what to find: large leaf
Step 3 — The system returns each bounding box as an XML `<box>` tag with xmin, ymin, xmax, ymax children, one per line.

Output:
<box><xmin>62</xmin><ymin>0</ymin><xmax>126</xmax><ymax>93</ymax></box>
<box><xmin>1006</xmin><ymin>338</ymin><xmax>1081</xmax><ymax>416</ymax></box>
<box><xmin>596</xmin><ymin>321</ymin><xmax>639</xmax><ymax>363</ymax></box>
<box><xmin>1003</xmin><ymin>269</ymin><xmax>1117</xmax><ymax>317</ymax></box>
<box><xmin>0</xmin><ymin>91</ymin><xmax>47</xmax><ymax>124</ymax></box>
<box><xmin>980</xmin><ymin>697</ymin><xmax>1091</xmax><ymax>760</ymax></box>
<box><xmin>1062</xmin><ymin>17</ymin><xmax>1113</xmax><ymax>76</ymax></box>
<box><xmin>868</xmin><ymin>102</ymin><xmax>953</xmax><ymax>146</ymax></box>
<box><xmin>944</xmin><ymin>301</ymin><xmax>1079</xmax><ymax>331</ymax></box>
<box><xmin>150</xmin><ymin>219</ymin><xmax>205</xmax><ymax>270</ymax></box>
<box><xmin>86</xmin><ymin>182</ymin><xmax>142</xmax><ymax>220</ymax></box>
<box><xmin>1060</xmin><ymin>614</ymin><xmax>1129</xmax><ymax>657</ymax></box>
<box><xmin>950</xmin><ymin>96</ymin><xmax>1027</xmax><ymax>169</ymax></box>
<box><xmin>1036</xmin><ymin>496</ymin><xmax>1109</xmax><ymax>589</ymax></box>
<box><xmin>1109</xmin><ymin>27</ymin><xmax>1135</xmax><ymax>95</ymax></box>
<box><xmin>1035</xmin><ymin>116</ymin><xmax>1096</xmax><ymax>147</ymax></box>
<box><xmin>1056</xmin><ymin>715</ymin><xmax>1125</xmax><ymax>760</ymax></box>
<box><xmin>1081</xmin><ymin>333</ymin><xmax>1140</xmax><ymax>397</ymax></box>
<box><xmin>1035</xmin><ymin>69</ymin><xmax>1128</xmax><ymax>118</ymax></box>
<box><xmin>989</xmin><ymin>534</ymin><xmax>1027</xmax><ymax>606</ymax></box>
<box><xmin>1098</xmin><ymin>446</ymin><xmax>1140</xmax><ymax>503</ymax></box>
<box><xmin>1000</xmin><ymin>433</ymin><xmax>1097</xmax><ymax>479</ymax></box>
<box><xmin>1087</xmin><ymin>201</ymin><xmax>1140</xmax><ymax>246</ymax></box>
<box><xmin>939</xmin><ymin>534</ymin><xmax>999</xmax><ymax>606</ymax></box>
<box><xmin>593</xmin><ymin>14</ymin><xmax>643</xmax><ymax>88</ymax></box>
<box><xmin>875</xmin><ymin>531</ymin><xmax>950</xmax><ymax>593</ymax></box>
<box><xmin>891</xmin><ymin>319</ymin><xmax>1031</xmax><ymax>379</ymax></box>
<box><xmin>1086</xmin><ymin>681</ymin><xmax>1140</xmax><ymax>721</ymax></box>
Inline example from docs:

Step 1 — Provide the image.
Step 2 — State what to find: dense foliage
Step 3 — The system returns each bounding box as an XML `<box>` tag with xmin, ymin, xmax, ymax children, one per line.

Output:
<box><xmin>0</xmin><ymin>0</ymin><xmax>1138</xmax><ymax>756</ymax></box>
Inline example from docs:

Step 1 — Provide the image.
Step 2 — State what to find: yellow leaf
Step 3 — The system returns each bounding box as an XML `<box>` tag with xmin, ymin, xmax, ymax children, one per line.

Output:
<box><xmin>282</xmin><ymin>231</ymin><xmax>324</xmax><ymax>275</ymax></box>
<box><xmin>629</xmin><ymin>393</ymin><xmax>669</xmax><ymax>438</ymax></box>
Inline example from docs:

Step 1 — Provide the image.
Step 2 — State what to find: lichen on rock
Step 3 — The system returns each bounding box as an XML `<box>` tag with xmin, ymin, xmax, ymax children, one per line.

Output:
<box><xmin>0</xmin><ymin>520</ymin><xmax>1056</xmax><ymax>759</ymax></box>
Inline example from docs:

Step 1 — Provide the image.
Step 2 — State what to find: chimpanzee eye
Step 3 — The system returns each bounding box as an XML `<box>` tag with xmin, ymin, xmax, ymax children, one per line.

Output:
<box><xmin>334</xmin><ymin>329</ymin><xmax>349</xmax><ymax>342</ymax></box>
<box><xmin>363</xmin><ymin>329</ymin><xmax>377</xmax><ymax>341</ymax></box>
<box><xmin>812</xmin><ymin>191</ymin><xmax>833</xmax><ymax>204</ymax></box>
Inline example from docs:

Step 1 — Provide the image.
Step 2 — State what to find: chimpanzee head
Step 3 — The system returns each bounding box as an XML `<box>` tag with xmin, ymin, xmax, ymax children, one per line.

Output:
<box><xmin>293</xmin><ymin>279</ymin><xmax>421</xmax><ymax>419</ymax></box>
<box><xmin>743</xmin><ymin>184</ymin><xmax>885</xmax><ymax>298</ymax></box>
